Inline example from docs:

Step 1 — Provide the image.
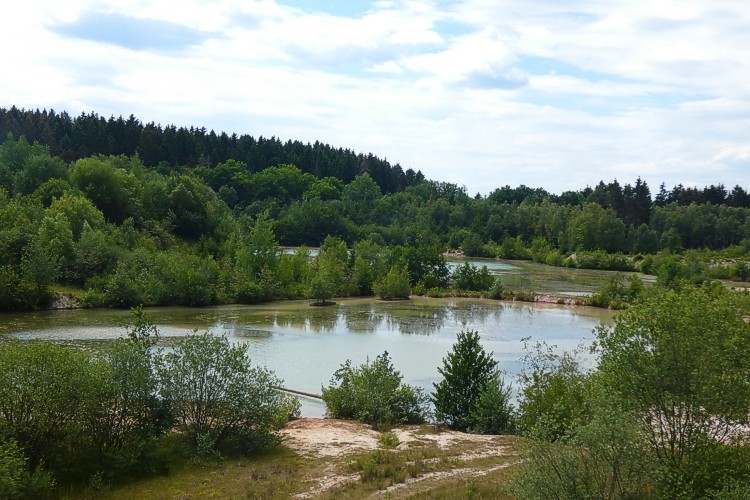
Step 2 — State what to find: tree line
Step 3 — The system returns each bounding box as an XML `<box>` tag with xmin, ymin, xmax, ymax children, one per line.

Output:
<box><xmin>2</xmin><ymin>114</ymin><xmax>750</xmax><ymax>311</ymax></box>
<box><xmin>0</xmin><ymin>107</ymin><xmax>424</xmax><ymax>195</ymax></box>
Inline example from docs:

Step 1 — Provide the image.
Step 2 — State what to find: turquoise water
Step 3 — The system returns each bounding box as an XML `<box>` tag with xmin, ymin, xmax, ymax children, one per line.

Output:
<box><xmin>0</xmin><ymin>297</ymin><xmax>612</xmax><ymax>417</ymax></box>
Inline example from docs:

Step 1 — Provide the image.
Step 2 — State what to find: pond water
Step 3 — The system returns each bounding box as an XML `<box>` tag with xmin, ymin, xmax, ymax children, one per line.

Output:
<box><xmin>0</xmin><ymin>297</ymin><xmax>612</xmax><ymax>417</ymax></box>
<box><xmin>448</xmin><ymin>257</ymin><xmax>653</xmax><ymax>297</ymax></box>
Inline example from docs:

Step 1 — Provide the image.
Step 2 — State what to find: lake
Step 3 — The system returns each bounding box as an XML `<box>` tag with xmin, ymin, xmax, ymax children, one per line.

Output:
<box><xmin>0</xmin><ymin>297</ymin><xmax>613</xmax><ymax>417</ymax></box>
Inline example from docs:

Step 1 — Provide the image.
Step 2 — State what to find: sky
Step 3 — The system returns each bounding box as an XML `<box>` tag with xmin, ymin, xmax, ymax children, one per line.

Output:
<box><xmin>2</xmin><ymin>0</ymin><xmax>749</xmax><ymax>196</ymax></box>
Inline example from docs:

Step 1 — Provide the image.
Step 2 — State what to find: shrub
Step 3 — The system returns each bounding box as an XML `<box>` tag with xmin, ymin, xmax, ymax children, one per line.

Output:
<box><xmin>157</xmin><ymin>332</ymin><xmax>298</xmax><ymax>453</ymax></box>
<box><xmin>589</xmin><ymin>273</ymin><xmax>644</xmax><ymax>309</ymax></box>
<box><xmin>469</xmin><ymin>375</ymin><xmax>515</xmax><ymax>435</ymax></box>
<box><xmin>511</xmin><ymin>401</ymin><xmax>655</xmax><ymax>499</ymax></box>
<box><xmin>322</xmin><ymin>351</ymin><xmax>429</xmax><ymax>428</ymax></box>
<box><xmin>373</xmin><ymin>265</ymin><xmax>410</xmax><ymax>300</ymax></box>
<box><xmin>378</xmin><ymin>432</ymin><xmax>400</xmax><ymax>449</ymax></box>
<box><xmin>488</xmin><ymin>277</ymin><xmax>505</xmax><ymax>299</ymax></box>
<box><xmin>451</xmin><ymin>262</ymin><xmax>494</xmax><ymax>292</ymax></box>
<box><xmin>516</xmin><ymin>342</ymin><xmax>589</xmax><ymax>441</ymax></box>
<box><xmin>0</xmin><ymin>341</ymin><xmax>100</xmax><ymax>479</ymax></box>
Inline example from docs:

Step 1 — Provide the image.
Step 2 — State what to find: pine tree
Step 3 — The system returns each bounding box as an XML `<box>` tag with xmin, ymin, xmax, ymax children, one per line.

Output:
<box><xmin>432</xmin><ymin>330</ymin><xmax>497</xmax><ymax>431</ymax></box>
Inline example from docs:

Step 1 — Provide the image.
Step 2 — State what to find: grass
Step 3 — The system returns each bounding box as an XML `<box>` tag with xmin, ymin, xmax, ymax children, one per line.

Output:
<box><xmin>83</xmin><ymin>447</ymin><xmax>310</xmax><ymax>499</ymax></box>
<box><xmin>80</xmin><ymin>428</ymin><xmax>522</xmax><ymax>499</ymax></box>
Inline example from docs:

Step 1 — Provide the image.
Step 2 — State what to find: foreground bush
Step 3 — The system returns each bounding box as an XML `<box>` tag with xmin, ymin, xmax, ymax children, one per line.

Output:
<box><xmin>322</xmin><ymin>351</ymin><xmax>429</xmax><ymax>428</ymax></box>
<box><xmin>158</xmin><ymin>332</ymin><xmax>300</xmax><ymax>453</ymax></box>
<box><xmin>513</xmin><ymin>283</ymin><xmax>750</xmax><ymax>499</ymax></box>
<box><xmin>0</xmin><ymin>310</ymin><xmax>299</xmax><ymax>495</ymax></box>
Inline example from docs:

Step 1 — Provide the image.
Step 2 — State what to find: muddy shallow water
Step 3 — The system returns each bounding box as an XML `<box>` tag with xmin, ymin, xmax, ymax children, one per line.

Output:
<box><xmin>0</xmin><ymin>296</ymin><xmax>613</xmax><ymax>417</ymax></box>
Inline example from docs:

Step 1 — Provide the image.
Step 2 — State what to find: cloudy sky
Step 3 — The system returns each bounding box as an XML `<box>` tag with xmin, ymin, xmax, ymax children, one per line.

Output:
<box><xmin>2</xmin><ymin>1</ymin><xmax>749</xmax><ymax>195</ymax></box>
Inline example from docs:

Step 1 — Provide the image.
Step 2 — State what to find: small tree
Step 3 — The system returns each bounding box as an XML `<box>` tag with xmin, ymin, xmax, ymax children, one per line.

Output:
<box><xmin>322</xmin><ymin>351</ymin><xmax>429</xmax><ymax>429</ymax></box>
<box><xmin>432</xmin><ymin>330</ymin><xmax>499</xmax><ymax>431</ymax></box>
<box><xmin>469</xmin><ymin>375</ymin><xmax>515</xmax><ymax>434</ymax></box>
<box><xmin>735</xmin><ymin>260</ymin><xmax>749</xmax><ymax>282</ymax></box>
<box><xmin>451</xmin><ymin>262</ymin><xmax>494</xmax><ymax>292</ymax></box>
<box><xmin>373</xmin><ymin>265</ymin><xmax>410</xmax><ymax>300</ymax></box>
<box><xmin>157</xmin><ymin>333</ymin><xmax>299</xmax><ymax>452</ymax></box>
<box><xmin>308</xmin><ymin>254</ymin><xmax>343</xmax><ymax>305</ymax></box>
<box><xmin>516</xmin><ymin>341</ymin><xmax>589</xmax><ymax>441</ymax></box>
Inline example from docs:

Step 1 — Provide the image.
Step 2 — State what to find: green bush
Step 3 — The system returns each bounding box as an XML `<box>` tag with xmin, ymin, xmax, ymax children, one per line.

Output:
<box><xmin>589</xmin><ymin>273</ymin><xmax>644</xmax><ymax>309</ymax></box>
<box><xmin>157</xmin><ymin>332</ymin><xmax>299</xmax><ymax>453</ymax></box>
<box><xmin>516</xmin><ymin>342</ymin><xmax>589</xmax><ymax>441</ymax></box>
<box><xmin>469</xmin><ymin>375</ymin><xmax>515</xmax><ymax>434</ymax></box>
<box><xmin>511</xmin><ymin>401</ymin><xmax>655</xmax><ymax>499</ymax></box>
<box><xmin>450</xmin><ymin>262</ymin><xmax>494</xmax><ymax>292</ymax></box>
<box><xmin>322</xmin><ymin>351</ymin><xmax>429</xmax><ymax>428</ymax></box>
<box><xmin>373</xmin><ymin>265</ymin><xmax>410</xmax><ymax>300</ymax></box>
<box><xmin>488</xmin><ymin>277</ymin><xmax>505</xmax><ymax>299</ymax></box>
<box><xmin>0</xmin><ymin>341</ymin><xmax>100</xmax><ymax>480</ymax></box>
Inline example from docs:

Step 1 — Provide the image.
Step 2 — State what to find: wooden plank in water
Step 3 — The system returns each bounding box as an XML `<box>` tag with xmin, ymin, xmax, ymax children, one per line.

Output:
<box><xmin>273</xmin><ymin>386</ymin><xmax>323</xmax><ymax>400</ymax></box>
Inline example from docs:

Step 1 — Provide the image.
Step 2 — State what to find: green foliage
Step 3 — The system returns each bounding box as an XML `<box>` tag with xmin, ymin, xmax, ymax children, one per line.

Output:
<box><xmin>431</xmin><ymin>330</ymin><xmax>500</xmax><ymax>432</ymax></box>
<box><xmin>733</xmin><ymin>260</ymin><xmax>749</xmax><ymax>281</ymax></box>
<box><xmin>275</xmin><ymin>247</ymin><xmax>309</xmax><ymax>299</ymax></box>
<box><xmin>13</xmin><ymin>154</ymin><xmax>68</xmax><ymax>196</ymax></box>
<box><xmin>488</xmin><ymin>276</ymin><xmax>505</xmax><ymax>299</ymax></box>
<box><xmin>563</xmin><ymin>250</ymin><xmax>635</xmax><ymax>271</ymax></box>
<box><xmin>157</xmin><ymin>332</ymin><xmax>297</xmax><ymax>452</ymax></box>
<box><xmin>469</xmin><ymin>375</ymin><xmax>515</xmax><ymax>434</ymax></box>
<box><xmin>0</xmin><ymin>438</ymin><xmax>55</xmax><ymax>500</ymax></box>
<box><xmin>308</xmin><ymin>246</ymin><xmax>345</xmax><ymax>305</ymax></box>
<box><xmin>596</xmin><ymin>283</ymin><xmax>750</xmax><ymax>497</ymax></box>
<box><xmin>322</xmin><ymin>351</ymin><xmax>429</xmax><ymax>428</ymax></box>
<box><xmin>392</xmin><ymin>244</ymin><xmax>449</xmax><ymax>287</ymax></box>
<box><xmin>450</xmin><ymin>262</ymin><xmax>494</xmax><ymax>291</ymax></box>
<box><xmin>48</xmin><ymin>193</ymin><xmax>105</xmax><ymax>239</ymax></box>
<box><xmin>378</xmin><ymin>432</ymin><xmax>400</xmax><ymax>449</ymax></box>
<box><xmin>0</xmin><ymin>341</ymin><xmax>101</xmax><ymax>480</ymax></box>
<box><xmin>511</xmin><ymin>400</ymin><xmax>655</xmax><ymax>500</ymax></box>
<box><xmin>373</xmin><ymin>265</ymin><xmax>410</xmax><ymax>300</ymax></box>
<box><xmin>71</xmin><ymin>156</ymin><xmax>137</xmax><ymax>223</ymax></box>
<box><xmin>589</xmin><ymin>273</ymin><xmax>644</xmax><ymax>309</ymax></box>
<box><xmin>516</xmin><ymin>341</ymin><xmax>589</xmax><ymax>441</ymax></box>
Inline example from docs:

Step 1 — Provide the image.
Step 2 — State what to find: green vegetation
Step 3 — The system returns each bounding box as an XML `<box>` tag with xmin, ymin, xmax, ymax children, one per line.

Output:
<box><xmin>512</xmin><ymin>283</ymin><xmax>750</xmax><ymax>499</ymax></box>
<box><xmin>432</xmin><ymin>330</ymin><xmax>514</xmax><ymax>433</ymax></box>
<box><xmin>321</xmin><ymin>351</ymin><xmax>430</xmax><ymax>428</ymax></box>
<box><xmin>2</xmin><ymin>109</ymin><xmax>750</xmax><ymax>312</ymax></box>
<box><xmin>157</xmin><ymin>332</ymin><xmax>299</xmax><ymax>453</ymax></box>
<box><xmin>0</xmin><ymin>309</ymin><xmax>298</xmax><ymax>496</ymax></box>
<box><xmin>5</xmin><ymin>106</ymin><xmax>750</xmax><ymax>496</ymax></box>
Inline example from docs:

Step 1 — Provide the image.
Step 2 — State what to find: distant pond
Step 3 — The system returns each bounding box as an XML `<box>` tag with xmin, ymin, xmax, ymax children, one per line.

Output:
<box><xmin>0</xmin><ymin>297</ymin><xmax>612</xmax><ymax>417</ymax></box>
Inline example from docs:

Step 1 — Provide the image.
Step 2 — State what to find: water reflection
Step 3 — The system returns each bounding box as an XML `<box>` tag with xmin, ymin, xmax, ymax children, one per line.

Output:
<box><xmin>1</xmin><ymin>298</ymin><xmax>613</xmax><ymax>418</ymax></box>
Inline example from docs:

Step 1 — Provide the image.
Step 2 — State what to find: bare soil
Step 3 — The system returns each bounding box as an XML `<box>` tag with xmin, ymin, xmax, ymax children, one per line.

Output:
<box><xmin>281</xmin><ymin>418</ymin><xmax>520</xmax><ymax>498</ymax></box>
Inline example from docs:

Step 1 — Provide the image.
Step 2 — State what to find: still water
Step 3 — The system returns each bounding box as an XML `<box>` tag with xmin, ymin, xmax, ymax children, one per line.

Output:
<box><xmin>0</xmin><ymin>297</ymin><xmax>612</xmax><ymax>417</ymax></box>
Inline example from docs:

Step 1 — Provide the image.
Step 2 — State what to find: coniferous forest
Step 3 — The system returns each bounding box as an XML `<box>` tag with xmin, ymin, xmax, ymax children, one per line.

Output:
<box><xmin>2</xmin><ymin>106</ymin><xmax>750</xmax><ymax>311</ymax></box>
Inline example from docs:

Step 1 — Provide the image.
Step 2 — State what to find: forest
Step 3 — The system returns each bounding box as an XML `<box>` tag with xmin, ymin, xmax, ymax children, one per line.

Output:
<box><xmin>2</xmin><ymin>107</ymin><xmax>749</xmax><ymax>311</ymax></box>
<box><xmin>3</xmin><ymin>107</ymin><xmax>750</xmax><ymax>498</ymax></box>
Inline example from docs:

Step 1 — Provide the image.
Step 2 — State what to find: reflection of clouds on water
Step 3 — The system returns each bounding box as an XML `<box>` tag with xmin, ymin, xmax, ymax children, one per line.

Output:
<box><xmin>10</xmin><ymin>325</ymin><xmax>191</xmax><ymax>341</ymax></box>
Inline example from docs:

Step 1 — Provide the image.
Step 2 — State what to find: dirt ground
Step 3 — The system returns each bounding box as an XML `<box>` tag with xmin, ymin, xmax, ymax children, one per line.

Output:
<box><xmin>280</xmin><ymin>418</ymin><xmax>520</xmax><ymax>498</ymax></box>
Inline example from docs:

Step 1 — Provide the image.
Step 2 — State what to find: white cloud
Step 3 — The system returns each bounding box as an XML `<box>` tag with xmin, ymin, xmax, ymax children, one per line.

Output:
<box><xmin>2</xmin><ymin>0</ymin><xmax>750</xmax><ymax>195</ymax></box>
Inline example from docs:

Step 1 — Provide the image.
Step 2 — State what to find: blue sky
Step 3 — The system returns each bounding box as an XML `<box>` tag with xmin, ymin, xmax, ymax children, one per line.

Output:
<box><xmin>2</xmin><ymin>0</ymin><xmax>749</xmax><ymax>195</ymax></box>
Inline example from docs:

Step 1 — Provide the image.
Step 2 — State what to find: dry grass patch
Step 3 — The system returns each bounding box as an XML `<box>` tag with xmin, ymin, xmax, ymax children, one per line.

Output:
<box><xmin>87</xmin><ymin>420</ymin><xmax>522</xmax><ymax>499</ymax></box>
